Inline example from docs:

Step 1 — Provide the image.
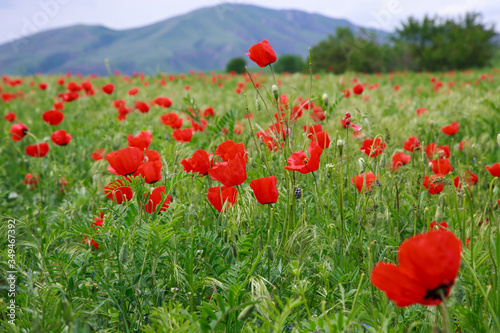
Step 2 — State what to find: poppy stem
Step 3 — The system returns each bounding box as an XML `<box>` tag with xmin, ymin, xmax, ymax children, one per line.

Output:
<box><xmin>439</xmin><ymin>301</ymin><xmax>452</xmax><ymax>333</ymax></box>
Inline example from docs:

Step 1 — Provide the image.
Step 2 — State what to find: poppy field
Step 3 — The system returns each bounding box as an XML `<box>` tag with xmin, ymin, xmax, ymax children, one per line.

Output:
<box><xmin>1</xmin><ymin>41</ymin><xmax>500</xmax><ymax>332</ymax></box>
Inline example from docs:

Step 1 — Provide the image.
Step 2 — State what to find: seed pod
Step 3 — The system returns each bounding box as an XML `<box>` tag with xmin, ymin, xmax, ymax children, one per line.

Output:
<box><xmin>434</xmin><ymin>206</ymin><xmax>444</xmax><ymax>222</ymax></box>
<box><xmin>238</xmin><ymin>305</ymin><xmax>254</xmax><ymax>322</ymax></box>
<box><xmin>337</xmin><ymin>139</ymin><xmax>345</xmax><ymax>157</ymax></box>
<box><xmin>272</xmin><ymin>84</ymin><xmax>279</xmax><ymax>101</ymax></box>
<box><xmin>497</xmin><ymin>133</ymin><xmax>500</xmax><ymax>147</ymax></box>
<box><xmin>294</xmin><ymin>187</ymin><xmax>302</xmax><ymax>199</ymax></box>
<box><xmin>268</xmin><ymin>246</ymin><xmax>275</xmax><ymax>261</ymax></box>
<box><xmin>119</xmin><ymin>243</ymin><xmax>128</xmax><ymax>265</ymax></box>
<box><xmin>255</xmin><ymin>98</ymin><xmax>261</xmax><ymax>111</ymax></box>
<box><xmin>358</xmin><ymin>157</ymin><xmax>366</xmax><ymax>173</ymax></box>
<box><xmin>379</xmin><ymin>153</ymin><xmax>387</xmax><ymax>169</ymax></box>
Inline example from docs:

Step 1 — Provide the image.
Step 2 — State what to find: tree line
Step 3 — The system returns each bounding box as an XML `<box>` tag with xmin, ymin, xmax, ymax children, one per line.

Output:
<box><xmin>227</xmin><ymin>12</ymin><xmax>498</xmax><ymax>74</ymax></box>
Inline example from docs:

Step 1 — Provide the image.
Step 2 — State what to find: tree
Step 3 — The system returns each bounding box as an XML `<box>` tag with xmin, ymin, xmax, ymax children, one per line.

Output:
<box><xmin>273</xmin><ymin>55</ymin><xmax>304</xmax><ymax>73</ymax></box>
<box><xmin>226</xmin><ymin>57</ymin><xmax>246</xmax><ymax>74</ymax></box>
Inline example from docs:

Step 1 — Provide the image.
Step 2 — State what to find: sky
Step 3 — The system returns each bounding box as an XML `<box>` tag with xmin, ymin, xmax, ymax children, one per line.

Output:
<box><xmin>1</xmin><ymin>0</ymin><xmax>499</xmax><ymax>45</ymax></box>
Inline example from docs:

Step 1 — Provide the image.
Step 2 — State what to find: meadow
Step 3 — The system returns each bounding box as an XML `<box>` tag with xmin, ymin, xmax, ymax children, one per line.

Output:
<box><xmin>1</xmin><ymin>54</ymin><xmax>500</xmax><ymax>332</ymax></box>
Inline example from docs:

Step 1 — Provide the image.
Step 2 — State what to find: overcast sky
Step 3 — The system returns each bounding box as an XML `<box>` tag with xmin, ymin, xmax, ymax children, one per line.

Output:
<box><xmin>1</xmin><ymin>0</ymin><xmax>499</xmax><ymax>45</ymax></box>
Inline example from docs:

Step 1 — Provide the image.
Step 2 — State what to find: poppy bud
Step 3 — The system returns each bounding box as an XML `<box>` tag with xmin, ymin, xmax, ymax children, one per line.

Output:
<box><xmin>119</xmin><ymin>243</ymin><xmax>128</xmax><ymax>265</ymax></box>
<box><xmin>268</xmin><ymin>246</ymin><xmax>275</xmax><ymax>261</ymax></box>
<box><xmin>337</xmin><ymin>139</ymin><xmax>345</xmax><ymax>157</ymax></box>
<box><xmin>255</xmin><ymin>98</ymin><xmax>261</xmax><ymax>111</ymax></box>
<box><xmin>358</xmin><ymin>158</ymin><xmax>366</xmax><ymax>173</ymax></box>
<box><xmin>272</xmin><ymin>85</ymin><xmax>279</xmax><ymax>101</ymax></box>
<box><xmin>238</xmin><ymin>305</ymin><xmax>254</xmax><ymax>322</ymax></box>
<box><xmin>434</xmin><ymin>206</ymin><xmax>444</xmax><ymax>222</ymax></box>
<box><xmin>379</xmin><ymin>153</ymin><xmax>387</xmax><ymax>169</ymax></box>
<box><xmin>497</xmin><ymin>133</ymin><xmax>500</xmax><ymax>147</ymax></box>
<box><xmin>322</xmin><ymin>93</ymin><xmax>329</xmax><ymax>108</ymax></box>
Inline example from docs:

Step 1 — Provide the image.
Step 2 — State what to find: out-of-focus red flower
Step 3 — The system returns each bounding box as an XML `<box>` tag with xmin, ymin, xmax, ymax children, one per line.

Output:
<box><xmin>360</xmin><ymin>138</ymin><xmax>386</xmax><ymax>157</ymax></box>
<box><xmin>53</xmin><ymin>102</ymin><xmax>64</xmax><ymax>110</ymax></box>
<box><xmin>42</xmin><ymin>110</ymin><xmax>64</xmax><ymax>126</ymax></box>
<box><xmin>303</xmin><ymin>124</ymin><xmax>323</xmax><ymax>139</ymax></box>
<box><xmin>425</xmin><ymin>143</ymin><xmax>450</xmax><ymax>159</ymax></box>
<box><xmin>127</xmin><ymin>131</ymin><xmax>152</xmax><ymax>150</ymax></box>
<box><xmin>22</xmin><ymin>173</ymin><xmax>39</xmax><ymax>190</ymax></box>
<box><xmin>310</xmin><ymin>105</ymin><xmax>326</xmax><ymax>122</ymax></box>
<box><xmin>161</xmin><ymin>113</ymin><xmax>183</xmax><ymax>129</ymax></box>
<box><xmin>353</xmin><ymin>83</ymin><xmax>364</xmax><ymax>95</ymax></box>
<box><xmin>430</xmin><ymin>158</ymin><xmax>453</xmax><ymax>175</ymax></box>
<box><xmin>310</xmin><ymin>131</ymin><xmax>330</xmax><ymax>149</ymax></box>
<box><xmin>128</xmin><ymin>87</ymin><xmax>139</xmax><ymax>96</ymax></box>
<box><xmin>246</xmin><ymin>40</ymin><xmax>277</xmax><ymax>67</ymax></box>
<box><xmin>106</xmin><ymin>147</ymin><xmax>144</xmax><ymax>175</ymax></box>
<box><xmin>209</xmin><ymin>155</ymin><xmax>247</xmax><ymax>186</ymax></box>
<box><xmin>154</xmin><ymin>97</ymin><xmax>173</xmax><ymax>108</ymax></box>
<box><xmin>430</xmin><ymin>221</ymin><xmax>448</xmax><ymax>230</ymax></box>
<box><xmin>342</xmin><ymin>89</ymin><xmax>351</xmax><ymax>98</ymax></box>
<box><xmin>459</xmin><ymin>140</ymin><xmax>470</xmax><ymax>152</ymax></box>
<box><xmin>10</xmin><ymin>123</ymin><xmax>28</xmax><ymax>141</ymax></box>
<box><xmin>191</xmin><ymin>119</ymin><xmax>207</xmax><ymax>132</ymax></box>
<box><xmin>67</xmin><ymin>81</ymin><xmax>81</xmax><ymax>92</ymax></box>
<box><xmin>351</xmin><ymin>172</ymin><xmax>377</xmax><ymax>193</ymax></box>
<box><xmin>203</xmin><ymin>107</ymin><xmax>214</xmax><ymax>117</ymax></box>
<box><xmin>215</xmin><ymin>140</ymin><xmax>248</xmax><ymax>163</ymax></box>
<box><xmin>81</xmin><ymin>81</ymin><xmax>92</xmax><ymax>91</ymax></box>
<box><xmin>38</xmin><ymin>83</ymin><xmax>48</xmax><ymax>90</ymax></box>
<box><xmin>423</xmin><ymin>174</ymin><xmax>445</xmax><ymax>194</ymax></box>
<box><xmin>181</xmin><ymin>149</ymin><xmax>211</xmax><ymax>175</ymax></box>
<box><xmin>284</xmin><ymin>141</ymin><xmax>323</xmax><ymax>174</ymax></box>
<box><xmin>4</xmin><ymin>112</ymin><xmax>16</xmax><ymax>122</ymax></box>
<box><xmin>250</xmin><ymin>176</ymin><xmax>279</xmax><ymax>205</ymax></box>
<box><xmin>134</xmin><ymin>101</ymin><xmax>150</xmax><ymax>113</ymax></box>
<box><xmin>207</xmin><ymin>186</ymin><xmax>238</xmax><ymax>212</ymax></box>
<box><xmin>51</xmin><ymin>130</ymin><xmax>72</xmax><ymax>146</ymax></box>
<box><xmin>486</xmin><ymin>163</ymin><xmax>500</xmax><ymax>177</ymax></box>
<box><xmin>341</xmin><ymin>112</ymin><xmax>362</xmax><ymax>131</ymax></box>
<box><xmin>134</xmin><ymin>160</ymin><xmax>162</xmax><ymax>184</ymax></box>
<box><xmin>58</xmin><ymin>177</ymin><xmax>68</xmax><ymax>193</ymax></box>
<box><xmin>371</xmin><ymin>229</ymin><xmax>462</xmax><ymax>307</ymax></box>
<box><xmin>441</xmin><ymin>122</ymin><xmax>459</xmax><ymax>136</ymax></box>
<box><xmin>102</xmin><ymin>83</ymin><xmax>115</xmax><ymax>94</ymax></box>
<box><xmin>144</xmin><ymin>186</ymin><xmax>171</xmax><ymax>213</ymax></box>
<box><xmin>92</xmin><ymin>148</ymin><xmax>105</xmax><ymax>161</ymax></box>
<box><xmin>26</xmin><ymin>142</ymin><xmax>49</xmax><ymax>157</ymax></box>
<box><xmin>172</xmin><ymin>128</ymin><xmax>193</xmax><ymax>143</ymax></box>
<box><xmin>416</xmin><ymin>108</ymin><xmax>427</xmax><ymax>116</ymax></box>
<box><xmin>403</xmin><ymin>136</ymin><xmax>419</xmax><ymax>152</ymax></box>
<box><xmin>256</xmin><ymin>131</ymin><xmax>280</xmax><ymax>152</ymax></box>
<box><xmin>391</xmin><ymin>153</ymin><xmax>411</xmax><ymax>171</ymax></box>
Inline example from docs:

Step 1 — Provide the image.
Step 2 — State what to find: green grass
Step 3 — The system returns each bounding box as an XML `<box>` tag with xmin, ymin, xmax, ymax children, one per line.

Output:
<box><xmin>0</xmin><ymin>68</ymin><xmax>499</xmax><ymax>332</ymax></box>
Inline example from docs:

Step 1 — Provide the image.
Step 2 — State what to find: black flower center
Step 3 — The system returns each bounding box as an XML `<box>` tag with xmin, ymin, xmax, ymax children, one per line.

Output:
<box><xmin>424</xmin><ymin>283</ymin><xmax>453</xmax><ymax>300</ymax></box>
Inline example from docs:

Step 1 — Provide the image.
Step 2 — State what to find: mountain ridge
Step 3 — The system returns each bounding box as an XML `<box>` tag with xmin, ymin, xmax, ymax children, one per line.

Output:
<box><xmin>0</xmin><ymin>3</ymin><xmax>390</xmax><ymax>75</ymax></box>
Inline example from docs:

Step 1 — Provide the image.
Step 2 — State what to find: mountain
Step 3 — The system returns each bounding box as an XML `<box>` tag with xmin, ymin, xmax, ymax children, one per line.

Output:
<box><xmin>0</xmin><ymin>3</ymin><xmax>389</xmax><ymax>75</ymax></box>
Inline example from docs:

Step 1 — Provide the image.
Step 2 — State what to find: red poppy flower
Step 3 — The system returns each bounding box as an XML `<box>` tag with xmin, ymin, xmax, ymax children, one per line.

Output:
<box><xmin>26</xmin><ymin>142</ymin><xmax>49</xmax><ymax>157</ymax></box>
<box><xmin>310</xmin><ymin>105</ymin><xmax>326</xmax><ymax>122</ymax></box>
<box><xmin>207</xmin><ymin>186</ymin><xmax>238</xmax><ymax>212</ymax></box>
<box><xmin>341</xmin><ymin>112</ymin><xmax>362</xmax><ymax>131</ymax></box>
<box><xmin>353</xmin><ymin>83</ymin><xmax>364</xmax><ymax>95</ymax></box>
<box><xmin>51</xmin><ymin>129</ymin><xmax>72</xmax><ymax>146</ymax></box>
<box><xmin>204</xmin><ymin>107</ymin><xmax>214</xmax><ymax>117</ymax></box>
<box><xmin>215</xmin><ymin>140</ymin><xmax>248</xmax><ymax>163</ymax></box>
<box><xmin>441</xmin><ymin>122</ymin><xmax>459</xmax><ymax>136</ymax></box>
<box><xmin>39</xmin><ymin>83</ymin><xmax>48</xmax><ymax>90</ymax></box>
<box><xmin>135</xmin><ymin>101</ymin><xmax>150</xmax><ymax>113</ymax></box>
<box><xmin>371</xmin><ymin>229</ymin><xmax>461</xmax><ymax>307</ymax></box>
<box><xmin>403</xmin><ymin>136</ymin><xmax>419</xmax><ymax>152</ymax></box>
<box><xmin>145</xmin><ymin>149</ymin><xmax>161</xmax><ymax>162</ymax></box>
<box><xmin>133</xmin><ymin>160</ymin><xmax>162</xmax><ymax>184</ymax></box>
<box><xmin>144</xmin><ymin>186</ymin><xmax>171</xmax><ymax>213</ymax></box>
<box><xmin>256</xmin><ymin>131</ymin><xmax>280</xmax><ymax>152</ymax></box>
<box><xmin>423</xmin><ymin>174</ymin><xmax>445</xmax><ymax>194</ymax></box>
<box><xmin>303</xmin><ymin>124</ymin><xmax>323</xmax><ymax>139</ymax></box>
<box><xmin>128</xmin><ymin>87</ymin><xmax>139</xmax><ymax>96</ymax></box>
<box><xmin>127</xmin><ymin>131</ymin><xmax>152</xmax><ymax>150</ymax></box>
<box><xmin>485</xmin><ymin>163</ymin><xmax>500</xmax><ymax>177</ymax></box>
<box><xmin>430</xmin><ymin>158</ymin><xmax>453</xmax><ymax>175</ymax></box>
<box><xmin>360</xmin><ymin>138</ymin><xmax>386</xmax><ymax>157</ymax></box>
<box><xmin>284</xmin><ymin>141</ymin><xmax>323</xmax><ymax>174</ymax></box>
<box><xmin>92</xmin><ymin>148</ymin><xmax>105</xmax><ymax>161</ymax></box>
<box><xmin>181</xmin><ymin>149</ymin><xmax>211</xmax><ymax>175</ymax></box>
<box><xmin>250</xmin><ymin>176</ymin><xmax>279</xmax><ymax>205</ymax></box>
<box><xmin>310</xmin><ymin>131</ymin><xmax>331</xmax><ymax>149</ymax></box>
<box><xmin>42</xmin><ymin>110</ymin><xmax>64</xmax><ymax>126</ymax></box>
<box><xmin>22</xmin><ymin>173</ymin><xmax>39</xmax><ymax>189</ymax></box>
<box><xmin>391</xmin><ymin>153</ymin><xmax>411</xmax><ymax>171</ymax></box>
<box><xmin>191</xmin><ymin>119</ymin><xmax>207</xmax><ymax>132</ymax></box>
<box><xmin>342</xmin><ymin>89</ymin><xmax>351</xmax><ymax>98</ymax></box>
<box><xmin>104</xmin><ymin>178</ymin><xmax>134</xmax><ymax>203</ymax></box>
<box><xmin>425</xmin><ymin>144</ymin><xmax>450</xmax><ymax>159</ymax></box>
<box><xmin>351</xmin><ymin>172</ymin><xmax>377</xmax><ymax>193</ymax></box>
<box><xmin>10</xmin><ymin>123</ymin><xmax>28</xmax><ymax>141</ymax></box>
<box><xmin>4</xmin><ymin>112</ymin><xmax>16</xmax><ymax>122</ymax></box>
<box><xmin>246</xmin><ymin>40</ymin><xmax>277</xmax><ymax>68</ymax></box>
<box><xmin>459</xmin><ymin>140</ymin><xmax>470</xmax><ymax>152</ymax></box>
<box><xmin>106</xmin><ymin>147</ymin><xmax>144</xmax><ymax>175</ymax></box>
<box><xmin>416</xmin><ymin>108</ymin><xmax>427</xmax><ymax>116</ymax></box>
<box><xmin>53</xmin><ymin>102</ymin><xmax>64</xmax><ymax>110</ymax></box>
<box><xmin>102</xmin><ymin>83</ymin><xmax>114</xmax><ymax>94</ymax></box>
<box><xmin>154</xmin><ymin>97</ymin><xmax>173</xmax><ymax>108</ymax></box>
<box><xmin>161</xmin><ymin>113</ymin><xmax>183</xmax><ymax>129</ymax></box>
<box><xmin>81</xmin><ymin>81</ymin><xmax>92</xmax><ymax>91</ymax></box>
<box><xmin>209</xmin><ymin>155</ymin><xmax>247</xmax><ymax>187</ymax></box>
<box><xmin>430</xmin><ymin>221</ymin><xmax>448</xmax><ymax>230</ymax></box>
<box><xmin>172</xmin><ymin>128</ymin><xmax>193</xmax><ymax>143</ymax></box>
